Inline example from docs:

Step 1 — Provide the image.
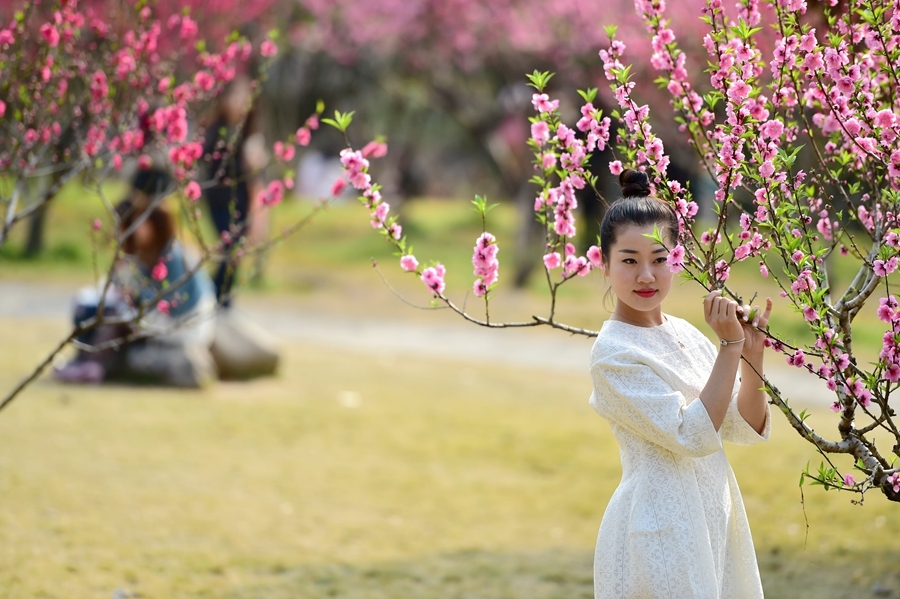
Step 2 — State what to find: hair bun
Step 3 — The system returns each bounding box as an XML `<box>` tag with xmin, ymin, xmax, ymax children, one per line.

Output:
<box><xmin>618</xmin><ymin>168</ymin><xmax>652</xmax><ymax>198</ymax></box>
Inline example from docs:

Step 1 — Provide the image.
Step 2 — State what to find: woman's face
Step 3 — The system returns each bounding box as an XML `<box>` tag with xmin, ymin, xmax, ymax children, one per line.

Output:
<box><xmin>222</xmin><ymin>82</ymin><xmax>250</xmax><ymax>125</ymax></box>
<box><xmin>130</xmin><ymin>216</ymin><xmax>155</xmax><ymax>253</ymax></box>
<box><xmin>602</xmin><ymin>223</ymin><xmax>674</xmax><ymax>327</ymax></box>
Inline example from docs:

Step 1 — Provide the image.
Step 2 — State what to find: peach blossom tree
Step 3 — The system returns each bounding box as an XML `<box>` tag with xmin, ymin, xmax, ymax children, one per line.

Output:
<box><xmin>334</xmin><ymin>0</ymin><xmax>900</xmax><ymax>503</ymax></box>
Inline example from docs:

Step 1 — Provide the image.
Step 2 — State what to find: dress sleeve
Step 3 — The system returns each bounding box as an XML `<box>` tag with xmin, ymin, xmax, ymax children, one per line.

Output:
<box><xmin>590</xmin><ymin>350</ymin><xmax>723</xmax><ymax>458</ymax></box>
<box><xmin>720</xmin><ymin>379</ymin><xmax>771</xmax><ymax>446</ymax></box>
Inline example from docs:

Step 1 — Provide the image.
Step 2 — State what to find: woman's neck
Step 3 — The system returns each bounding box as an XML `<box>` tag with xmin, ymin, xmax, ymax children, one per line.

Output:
<box><xmin>609</xmin><ymin>304</ymin><xmax>665</xmax><ymax>327</ymax></box>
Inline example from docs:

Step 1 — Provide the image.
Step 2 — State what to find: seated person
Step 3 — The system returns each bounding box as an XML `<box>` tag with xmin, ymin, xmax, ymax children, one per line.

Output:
<box><xmin>55</xmin><ymin>168</ymin><xmax>217</xmax><ymax>387</ymax></box>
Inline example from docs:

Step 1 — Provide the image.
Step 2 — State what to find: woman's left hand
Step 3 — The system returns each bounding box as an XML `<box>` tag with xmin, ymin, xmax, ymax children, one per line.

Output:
<box><xmin>738</xmin><ymin>297</ymin><xmax>773</xmax><ymax>358</ymax></box>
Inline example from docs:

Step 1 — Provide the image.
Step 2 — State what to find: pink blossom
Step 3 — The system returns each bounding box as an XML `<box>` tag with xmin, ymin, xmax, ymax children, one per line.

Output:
<box><xmin>362</xmin><ymin>141</ymin><xmax>388</xmax><ymax>158</ymax></box>
<box><xmin>151</xmin><ymin>261</ymin><xmax>168</xmax><ymax>282</ymax></box>
<box><xmin>421</xmin><ymin>264</ymin><xmax>446</xmax><ymax>296</ymax></box>
<box><xmin>541</xmin><ymin>153</ymin><xmax>557</xmax><ymax>170</ymax></box>
<box><xmin>0</xmin><ymin>100</ymin><xmax>5</xmax><ymax>118</ymax></box>
<box><xmin>829</xmin><ymin>400</ymin><xmax>842</xmax><ymax>412</ymax></box>
<box><xmin>339</xmin><ymin>149</ymin><xmax>368</xmax><ymax>171</ymax></box>
<box><xmin>803</xmin><ymin>306</ymin><xmax>819</xmax><ymax>321</ymax></box>
<box><xmin>400</xmin><ymin>255</ymin><xmax>419</xmax><ymax>272</ymax></box>
<box><xmin>667</xmin><ymin>245</ymin><xmax>685</xmax><ymax>273</ymax></box>
<box><xmin>261</xmin><ymin>180</ymin><xmax>285</xmax><ymax>207</ymax></box>
<box><xmin>138</xmin><ymin>155</ymin><xmax>152</xmax><ymax>170</ymax></box>
<box><xmin>194</xmin><ymin>71</ymin><xmax>215</xmax><ymax>92</ymax></box>
<box><xmin>474</xmin><ymin>279</ymin><xmax>489</xmax><ymax>297</ymax></box>
<box><xmin>185</xmin><ymin>181</ymin><xmax>202</xmax><ymax>201</ymax></box>
<box><xmin>878</xmin><ymin>296</ymin><xmax>898</xmax><ymax>323</ymax></box>
<box><xmin>180</xmin><ymin>16</ymin><xmax>198</xmax><ymax>40</ymax></box>
<box><xmin>609</xmin><ymin>161</ymin><xmax>623</xmax><ymax>175</ymax></box>
<box><xmin>727</xmin><ymin>79</ymin><xmax>751</xmax><ymax>102</ymax></box>
<box><xmin>531</xmin><ymin>93</ymin><xmax>559</xmax><ymax>113</ymax></box>
<box><xmin>874</xmin><ymin>109</ymin><xmax>894</xmax><ymax>129</ymax></box>
<box><xmin>787</xmin><ymin>350</ymin><xmax>806</xmax><ymax>367</ymax></box>
<box><xmin>543</xmin><ymin>252</ymin><xmax>561</xmax><ymax>270</ymax></box>
<box><xmin>156</xmin><ymin>300</ymin><xmax>170</xmax><ymax>315</ymax></box>
<box><xmin>92</xmin><ymin>219</ymin><xmax>102</xmax><ymax>231</ymax></box>
<box><xmin>843</xmin><ymin>474</ymin><xmax>856</xmax><ymax>487</ymax></box>
<box><xmin>713</xmin><ymin>259</ymin><xmax>730</xmax><ymax>282</ymax></box>
<box><xmin>40</xmin><ymin>23</ymin><xmax>60</xmax><ymax>47</ymax></box>
<box><xmin>260</xmin><ymin>40</ymin><xmax>278</xmax><ymax>58</ymax></box>
<box><xmin>331</xmin><ymin>178</ymin><xmax>347</xmax><ymax>196</ymax></box>
<box><xmin>0</xmin><ymin>29</ymin><xmax>14</xmax><ymax>46</ymax></box>
<box><xmin>791</xmin><ymin>250</ymin><xmax>805</xmax><ymax>264</ymax></box>
<box><xmin>306</xmin><ymin>115</ymin><xmax>319</xmax><ymax>130</ymax></box>
<box><xmin>888</xmin><ymin>472</ymin><xmax>900</xmax><ymax>493</ymax></box>
<box><xmin>349</xmin><ymin>170</ymin><xmax>371</xmax><ymax>190</ymax></box>
<box><xmin>587</xmin><ymin>246</ymin><xmax>602</xmax><ymax>268</ymax></box>
<box><xmin>874</xmin><ymin>257</ymin><xmax>899</xmax><ymax>277</ymax></box>
<box><xmin>373</xmin><ymin>202</ymin><xmax>390</xmax><ymax>224</ymax></box>
<box><xmin>760</xmin><ymin>263</ymin><xmax>769</xmax><ymax>277</ymax></box>
<box><xmin>274</xmin><ymin>142</ymin><xmax>295</xmax><ymax>162</ymax></box>
<box><xmin>564</xmin><ymin>255</ymin><xmax>589</xmax><ymax>277</ymax></box>
<box><xmin>760</xmin><ymin>119</ymin><xmax>784</xmax><ymax>140</ymax></box>
<box><xmin>885</xmin><ymin>364</ymin><xmax>900</xmax><ymax>383</ymax></box>
<box><xmin>834</xmin><ymin>353</ymin><xmax>850</xmax><ymax>371</ymax></box>
<box><xmin>295</xmin><ymin>127</ymin><xmax>311</xmax><ymax>147</ymax></box>
<box><xmin>472</xmin><ymin>232</ymin><xmax>500</xmax><ymax>289</ymax></box>
<box><xmin>734</xmin><ymin>244</ymin><xmax>752</xmax><ymax>261</ymax></box>
<box><xmin>531</xmin><ymin>121</ymin><xmax>550</xmax><ymax>145</ymax></box>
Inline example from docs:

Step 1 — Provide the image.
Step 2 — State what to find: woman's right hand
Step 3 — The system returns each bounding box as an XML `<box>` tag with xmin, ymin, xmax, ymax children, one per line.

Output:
<box><xmin>704</xmin><ymin>290</ymin><xmax>744</xmax><ymax>346</ymax></box>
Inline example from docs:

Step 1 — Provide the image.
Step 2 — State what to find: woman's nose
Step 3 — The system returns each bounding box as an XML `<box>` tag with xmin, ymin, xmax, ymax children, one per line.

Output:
<box><xmin>637</xmin><ymin>265</ymin><xmax>654</xmax><ymax>283</ymax></box>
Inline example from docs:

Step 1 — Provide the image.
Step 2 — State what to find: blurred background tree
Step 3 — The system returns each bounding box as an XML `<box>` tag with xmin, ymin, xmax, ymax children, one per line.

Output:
<box><xmin>2</xmin><ymin>0</ymin><xmax>715</xmax><ymax>283</ymax></box>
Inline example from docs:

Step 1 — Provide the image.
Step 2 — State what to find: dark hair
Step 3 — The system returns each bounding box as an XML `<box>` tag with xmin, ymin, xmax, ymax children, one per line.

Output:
<box><xmin>131</xmin><ymin>167</ymin><xmax>172</xmax><ymax>198</ymax></box>
<box><xmin>115</xmin><ymin>171</ymin><xmax>175</xmax><ymax>261</ymax></box>
<box><xmin>599</xmin><ymin>168</ymin><xmax>678</xmax><ymax>263</ymax></box>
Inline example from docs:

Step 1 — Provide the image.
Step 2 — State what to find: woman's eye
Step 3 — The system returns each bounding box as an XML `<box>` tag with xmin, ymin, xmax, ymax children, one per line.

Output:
<box><xmin>656</xmin><ymin>257</ymin><xmax>668</xmax><ymax>263</ymax></box>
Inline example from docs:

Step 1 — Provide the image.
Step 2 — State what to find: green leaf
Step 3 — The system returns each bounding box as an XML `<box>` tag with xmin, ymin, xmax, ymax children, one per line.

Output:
<box><xmin>577</xmin><ymin>88</ymin><xmax>598</xmax><ymax>103</ymax></box>
<box><xmin>526</xmin><ymin>70</ymin><xmax>555</xmax><ymax>92</ymax></box>
<box><xmin>323</xmin><ymin>110</ymin><xmax>355</xmax><ymax>133</ymax></box>
<box><xmin>316</xmin><ymin>99</ymin><xmax>325</xmax><ymax>114</ymax></box>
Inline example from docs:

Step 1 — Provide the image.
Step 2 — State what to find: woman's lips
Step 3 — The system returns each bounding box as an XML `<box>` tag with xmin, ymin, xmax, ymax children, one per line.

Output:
<box><xmin>635</xmin><ymin>289</ymin><xmax>657</xmax><ymax>298</ymax></box>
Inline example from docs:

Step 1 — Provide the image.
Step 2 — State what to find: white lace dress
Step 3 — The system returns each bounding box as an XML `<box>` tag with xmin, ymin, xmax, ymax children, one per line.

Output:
<box><xmin>589</xmin><ymin>316</ymin><xmax>770</xmax><ymax>599</ymax></box>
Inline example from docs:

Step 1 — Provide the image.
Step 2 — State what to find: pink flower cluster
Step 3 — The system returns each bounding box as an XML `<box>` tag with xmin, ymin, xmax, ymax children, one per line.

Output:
<box><xmin>295</xmin><ymin>114</ymin><xmax>319</xmax><ymax>147</ymax></box>
<box><xmin>472</xmin><ymin>232</ymin><xmax>499</xmax><ymax>297</ymax></box>
<box><xmin>876</xmin><ymin>296</ymin><xmax>900</xmax><ymax>389</ymax></box>
<box><xmin>562</xmin><ymin>243</ymin><xmax>589</xmax><ymax>278</ymax></box>
<box><xmin>421</xmin><ymin>264</ymin><xmax>446</xmax><ymax>296</ymax></box>
<box><xmin>888</xmin><ymin>472</ymin><xmax>900</xmax><ymax>494</ymax></box>
<box><xmin>666</xmin><ymin>245</ymin><xmax>685</xmax><ymax>273</ymax></box>
<box><xmin>257</xmin><ymin>180</ymin><xmax>285</xmax><ymax>207</ymax></box>
<box><xmin>543</xmin><ymin>243</ymin><xmax>591</xmax><ymax>278</ymax></box>
<box><xmin>151</xmin><ymin>261</ymin><xmax>168</xmax><ymax>282</ymax></box>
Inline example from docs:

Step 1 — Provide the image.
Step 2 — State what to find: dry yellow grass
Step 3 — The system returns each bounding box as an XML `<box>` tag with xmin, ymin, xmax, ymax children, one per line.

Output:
<box><xmin>0</xmin><ymin>314</ymin><xmax>897</xmax><ymax>599</ymax></box>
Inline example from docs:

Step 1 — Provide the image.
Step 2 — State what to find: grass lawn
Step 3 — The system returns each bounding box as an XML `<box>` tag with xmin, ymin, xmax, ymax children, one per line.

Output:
<box><xmin>0</xmin><ymin>317</ymin><xmax>897</xmax><ymax>599</ymax></box>
<box><xmin>2</xmin><ymin>183</ymin><xmax>898</xmax><ymax>597</ymax></box>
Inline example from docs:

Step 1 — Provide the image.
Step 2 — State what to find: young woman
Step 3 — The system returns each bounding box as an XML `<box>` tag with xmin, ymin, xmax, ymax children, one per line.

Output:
<box><xmin>55</xmin><ymin>168</ymin><xmax>217</xmax><ymax>386</ymax></box>
<box><xmin>589</xmin><ymin>169</ymin><xmax>773</xmax><ymax>599</ymax></box>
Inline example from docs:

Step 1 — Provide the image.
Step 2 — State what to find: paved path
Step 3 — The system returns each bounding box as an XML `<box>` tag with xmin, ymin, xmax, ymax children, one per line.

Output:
<box><xmin>0</xmin><ymin>280</ymin><xmax>830</xmax><ymax>406</ymax></box>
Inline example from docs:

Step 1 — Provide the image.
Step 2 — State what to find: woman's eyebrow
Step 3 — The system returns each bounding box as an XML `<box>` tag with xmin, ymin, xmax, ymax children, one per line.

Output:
<box><xmin>617</xmin><ymin>247</ymin><xmax>668</xmax><ymax>254</ymax></box>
